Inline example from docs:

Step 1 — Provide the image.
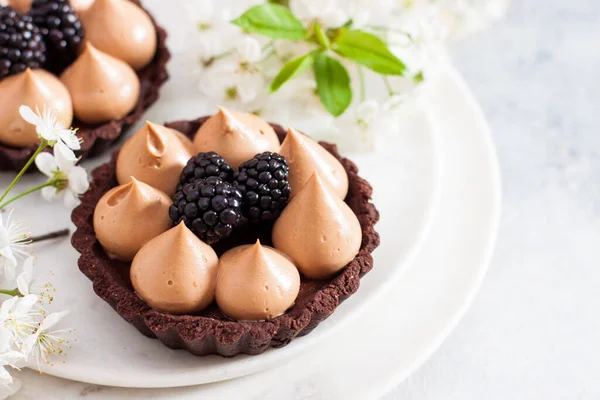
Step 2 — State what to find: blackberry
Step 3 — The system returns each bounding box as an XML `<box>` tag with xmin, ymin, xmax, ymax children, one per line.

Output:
<box><xmin>178</xmin><ymin>152</ymin><xmax>234</xmax><ymax>189</ymax></box>
<box><xmin>233</xmin><ymin>152</ymin><xmax>291</xmax><ymax>223</ymax></box>
<box><xmin>0</xmin><ymin>6</ymin><xmax>46</xmax><ymax>79</ymax></box>
<box><xmin>169</xmin><ymin>176</ymin><xmax>243</xmax><ymax>245</ymax></box>
<box><xmin>29</xmin><ymin>0</ymin><xmax>83</xmax><ymax>71</ymax></box>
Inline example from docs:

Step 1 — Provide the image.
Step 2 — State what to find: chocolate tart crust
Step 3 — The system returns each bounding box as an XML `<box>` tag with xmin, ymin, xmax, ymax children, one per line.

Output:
<box><xmin>0</xmin><ymin>0</ymin><xmax>170</xmax><ymax>172</ymax></box>
<box><xmin>71</xmin><ymin>118</ymin><xmax>380</xmax><ymax>356</ymax></box>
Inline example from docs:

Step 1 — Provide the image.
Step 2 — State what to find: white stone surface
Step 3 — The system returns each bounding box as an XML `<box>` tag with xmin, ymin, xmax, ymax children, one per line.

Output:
<box><xmin>387</xmin><ymin>0</ymin><xmax>600</xmax><ymax>399</ymax></box>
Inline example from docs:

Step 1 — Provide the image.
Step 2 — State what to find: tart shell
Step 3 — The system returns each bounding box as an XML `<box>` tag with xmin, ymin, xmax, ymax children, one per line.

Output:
<box><xmin>0</xmin><ymin>0</ymin><xmax>170</xmax><ymax>172</ymax></box>
<box><xmin>71</xmin><ymin>117</ymin><xmax>380</xmax><ymax>356</ymax></box>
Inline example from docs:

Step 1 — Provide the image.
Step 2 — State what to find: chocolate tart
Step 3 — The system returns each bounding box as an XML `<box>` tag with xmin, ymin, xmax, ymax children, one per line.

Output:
<box><xmin>0</xmin><ymin>0</ymin><xmax>170</xmax><ymax>172</ymax></box>
<box><xmin>71</xmin><ymin>117</ymin><xmax>380</xmax><ymax>356</ymax></box>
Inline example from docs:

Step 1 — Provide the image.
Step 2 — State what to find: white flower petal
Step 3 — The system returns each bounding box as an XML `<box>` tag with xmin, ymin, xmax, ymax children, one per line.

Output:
<box><xmin>14</xmin><ymin>294</ymin><xmax>38</xmax><ymax>315</ymax></box>
<box><xmin>0</xmin><ymin>222</ymin><xmax>8</xmax><ymax>249</ymax></box>
<box><xmin>0</xmin><ymin>247</ymin><xmax>16</xmax><ymax>269</ymax></box>
<box><xmin>235</xmin><ymin>36</ymin><xmax>261</xmax><ymax>63</ymax></box>
<box><xmin>182</xmin><ymin>0</ymin><xmax>214</xmax><ymax>22</ymax></box>
<box><xmin>290</xmin><ymin>0</ymin><xmax>335</xmax><ymax>20</ymax></box>
<box><xmin>41</xmin><ymin>186</ymin><xmax>58</xmax><ymax>202</ymax></box>
<box><xmin>0</xmin><ymin>297</ymin><xmax>18</xmax><ymax>319</ymax></box>
<box><xmin>0</xmin><ymin>351</ymin><xmax>24</xmax><ymax>367</ymax></box>
<box><xmin>0</xmin><ymin>258</ymin><xmax>16</xmax><ymax>282</ymax></box>
<box><xmin>18</xmin><ymin>106</ymin><xmax>42</xmax><ymax>126</ymax></box>
<box><xmin>63</xmin><ymin>190</ymin><xmax>81</xmax><ymax>209</ymax></box>
<box><xmin>356</xmin><ymin>100</ymin><xmax>380</xmax><ymax>119</ymax></box>
<box><xmin>0</xmin><ymin>365</ymin><xmax>12</xmax><ymax>386</ymax></box>
<box><xmin>54</xmin><ymin>141</ymin><xmax>77</xmax><ymax>164</ymax></box>
<box><xmin>0</xmin><ymin>327</ymin><xmax>13</xmax><ymax>354</ymax></box>
<box><xmin>37</xmin><ymin>124</ymin><xmax>57</xmax><ymax>142</ymax></box>
<box><xmin>59</xmin><ymin>129</ymin><xmax>81</xmax><ymax>151</ymax></box>
<box><xmin>0</xmin><ymin>374</ymin><xmax>21</xmax><ymax>398</ymax></box>
<box><xmin>53</xmin><ymin>145</ymin><xmax>76</xmax><ymax>172</ymax></box>
<box><xmin>38</xmin><ymin>311</ymin><xmax>69</xmax><ymax>332</ymax></box>
<box><xmin>321</xmin><ymin>8</ymin><xmax>348</xmax><ymax>27</ymax></box>
<box><xmin>34</xmin><ymin>152</ymin><xmax>57</xmax><ymax>177</ymax></box>
<box><xmin>236</xmin><ymin>72</ymin><xmax>265</xmax><ymax>104</ymax></box>
<box><xmin>16</xmin><ymin>257</ymin><xmax>34</xmax><ymax>297</ymax></box>
<box><xmin>68</xmin><ymin>166</ymin><xmax>89</xmax><ymax>195</ymax></box>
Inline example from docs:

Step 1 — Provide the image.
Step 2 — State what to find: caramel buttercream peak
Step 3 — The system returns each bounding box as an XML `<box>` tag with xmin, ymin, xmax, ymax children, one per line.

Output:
<box><xmin>60</xmin><ymin>42</ymin><xmax>140</xmax><ymax>124</ymax></box>
<box><xmin>0</xmin><ymin>69</ymin><xmax>72</xmax><ymax>148</ymax></box>
<box><xmin>93</xmin><ymin>179</ymin><xmax>172</xmax><ymax>261</ymax></box>
<box><xmin>116</xmin><ymin>122</ymin><xmax>192</xmax><ymax>195</ymax></box>
<box><xmin>272</xmin><ymin>170</ymin><xmax>361</xmax><ymax>280</ymax></box>
<box><xmin>194</xmin><ymin>108</ymin><xmax>280</xmax><ymax>168</ymax></box>
<box><xmin>279</xmin><ymin>127</ymin><xmax>348</xmax><ymax>199</ymax></box>
<box><xmin>21</xmin><ymin>68</ymin><xmax>46</xmax><ymax>95</ymax></box>
<box><xmin>81</xmin><ymin>0</ymin><xmax>157</xmax><ymax>70</ymax></box>
<box><xmin>144</xmin><ymin>122</ymin><xmax>167</xmax><ymax>158</ymax></box>
<box><xmin>130</xmin><ymin>223</ymin><xmax>219</xmax><ymax>314</ymax></box>
<box><xmin>215</xmin><ymin>242</ymin><xmax>300</xmax><ymax>321</ymax></box>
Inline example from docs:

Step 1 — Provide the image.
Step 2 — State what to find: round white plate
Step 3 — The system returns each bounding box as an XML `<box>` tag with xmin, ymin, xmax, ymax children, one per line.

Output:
<box><xmin>0</xmin><ymin>29</ymin><xmax>441</xmax><ymax>389</ymax></box>
<box><xmin>9</xmin><ymin>100</ymin><xmax>440</xmax><ymax>387</ymax></box>
<box><xmin>11</xmin><ymin>66</ymin><xmax>500</xmax><ymax>399</ymax></box>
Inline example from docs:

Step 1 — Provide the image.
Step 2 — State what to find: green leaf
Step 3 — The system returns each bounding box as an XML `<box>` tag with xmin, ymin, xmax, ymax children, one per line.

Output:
<box><xmin>269</xmin><ymin>52</ymin><xmax>315</xmax><ymax>93</ymax></box>
<box><xmin>313</xmin><ymin>23</ymin><xmax>330</xmax><ymax>49</ymax></box>
<box><xmin>332</xmin><ymin>29</ymin><xmax>406</xmax><ymax>75</ymax></box>
<box><xmin>231</xmin><ymin>4</ymin><xmax>307</xmax><ymax>40</ymax></box>
<box><xmin>313</xmin><ymin>53</ymin><xmax>352</xmax><ymax>117</ymax></box>
<box><xmin>413</xmin><ymin>71</ymin><xmax>425</xmax><ymax>83</ymax></box>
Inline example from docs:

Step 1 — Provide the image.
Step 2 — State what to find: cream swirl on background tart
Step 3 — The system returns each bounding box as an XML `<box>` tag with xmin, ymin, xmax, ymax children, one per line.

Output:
<box><xmin>72</xmin><ymin>111</ymin><xmax>380</xmax><ymax>357</ymax></box>
<box><xmin>60</xmin><ymin>42</ymin><xmax>140</xmax><ymax>124</ymax></box>
<box><xmin>0</xmin><ymin>68</ymin><xmax>72</xmax><ymax>147</ymax></box>
<box><xmin>80</xmin><ymin>0</ymin><xmax>157</xmax><ymax>70</ymax></box>
<box><xmin>0</xmin><ymin>0</ymin><xmax>170</xmax><ymax>171</ymax></box>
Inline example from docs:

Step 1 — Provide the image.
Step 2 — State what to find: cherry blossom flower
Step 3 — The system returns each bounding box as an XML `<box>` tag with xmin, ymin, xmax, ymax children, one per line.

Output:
<box><xmin>0</xmin><ymin>295</ymin><xmax>39</xmax><ymax>350</ymax></box>
<box><xmin>22</xmin><ymin>311</ymin><xmax>70</xmax><ymax>368</ymax></box>
<box><xmin>200</xmin><ymin>54</ymin><xmax>267</xmax><ymax>110</ymax></box>
<box><xmin>17</xmin><ymin>258</ymin><xmax>53</xmax><ymax>305</ymax></box>
<box><xmin>0</xmin><ymin>212</ymin><xmax>30</xmax><ymax>282</ymax></box>
<box><xmin>289</xmin><ymin>0</ymin><xmax>347</xmax><ymax>27</ymax></box>
<box><xmin>19</xmin><ymin>106</ymin><xmax>80</xmax><ymax>162</ymax></box>
<box><xmin>0</xmin><ymin>350</ymin><xmax>24</xmax><ymax>388</ymax></box>
<box><xmin>35</xmin><ymin>148</ymin><xmax>89</xmax><ymax>208</ymax></box>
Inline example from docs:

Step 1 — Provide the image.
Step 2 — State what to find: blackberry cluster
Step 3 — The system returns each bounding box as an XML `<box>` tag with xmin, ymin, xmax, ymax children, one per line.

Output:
<box><xmin>233</xmin><ymin>152</ymin><xmax>291</xmax><ymax>223</ymax></box>
<box><xmin>178</xmin><ymin>152</ymin><xmax>233</xmax><ymax>189</ymax></box>
<box><xmin>29</xmin><ymin>0</ymin><xmax>83</xmax><ymax>70</ymax></box>
<box><xmin>169</xmin><ymin>176</ymin><xmax>243</xmax><ymax>245</ymax></box>
<box><xmin>0</xmin><ymin>7</ymin><xmax>46</xmax><ymax>79</ymax></box>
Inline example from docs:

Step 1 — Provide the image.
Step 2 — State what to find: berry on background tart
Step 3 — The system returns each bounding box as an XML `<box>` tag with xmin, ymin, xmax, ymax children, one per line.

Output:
<box><xmin>72</xmin><ymin>108</ymin><xmax>380</xmax><ymax>356</ymax></box>
<box><xmin>0</xmin><ymin>0</ymin><xmax>170</xmax><ymax>171</ymax></box>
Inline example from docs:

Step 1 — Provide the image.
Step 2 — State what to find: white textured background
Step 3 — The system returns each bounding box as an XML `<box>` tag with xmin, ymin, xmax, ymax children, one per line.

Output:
<box><xmin>387</xmin><ymin>0</ymin><xmax>600</xmax><ymax>398</ymax></box>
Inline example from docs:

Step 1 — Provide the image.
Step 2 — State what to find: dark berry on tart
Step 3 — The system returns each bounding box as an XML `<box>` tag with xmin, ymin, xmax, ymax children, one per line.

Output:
<box><xmin>0</xmin><ymin>6</ymin><xmax>46</xmax><ymax>79</ymax></box>
<box><xmin>179</xmin><ymin>152</ymin><xmax>234</xmax><ymax>188</ymax></box>
<box><xmin>169</xmin><ymin>177</ymin><xmax>243</xmax><ymax>245</ymax></box>
<box><xmin>29</xmin><ymin>0</ymin><xmax>83</xmax><ymax>72</ymax></box>
<box><xmin>0</xmin><ymin>0</ymin><xmax>171</xmax><ymax>172</ymax></box>
<box><xmin>72</xmin><ymin>109</ymin><xmax>380</xmax><ymax>357</ymax></box>
<box><xmin>233</xmin><ymin>151</ymin><xmax>291</xmax><ymax>223</ymax></box>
